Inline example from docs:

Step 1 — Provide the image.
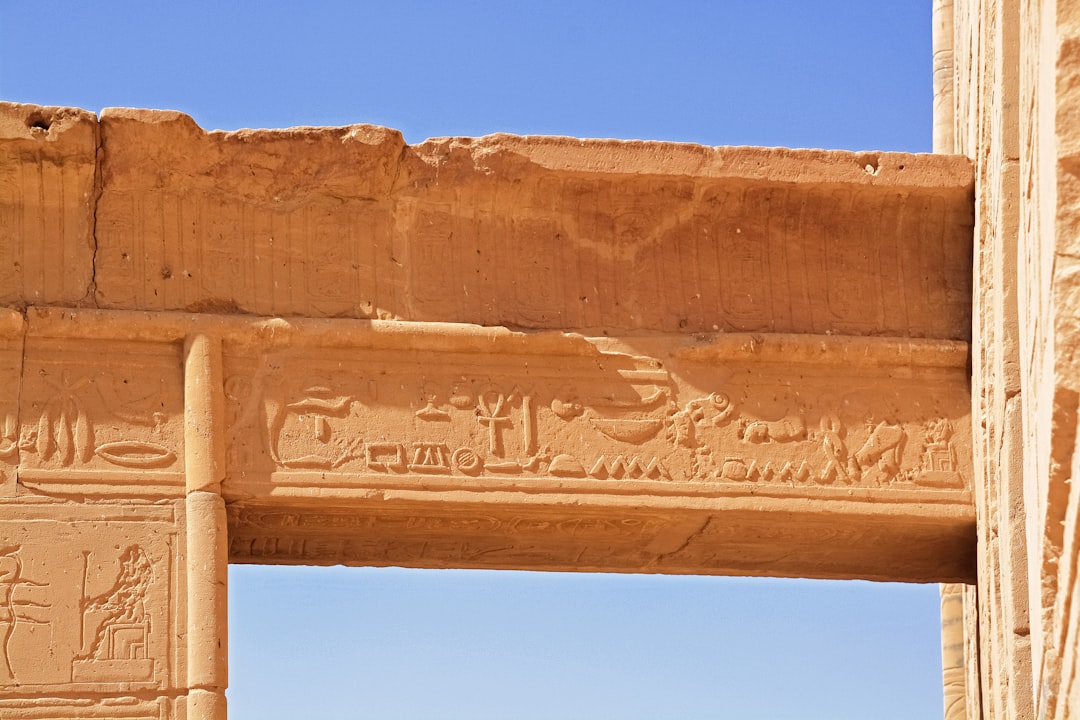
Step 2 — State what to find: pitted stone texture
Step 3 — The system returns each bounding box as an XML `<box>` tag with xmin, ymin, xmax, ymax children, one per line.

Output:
<box><xmin>0</xmin><ymin>102</ymin><xmax>98</xmax><ymax>307</ymax></box>
<box><xmin>85</xmin><ymin>108</ymin><xmax>975</xmax><ymax>338</ymax></box>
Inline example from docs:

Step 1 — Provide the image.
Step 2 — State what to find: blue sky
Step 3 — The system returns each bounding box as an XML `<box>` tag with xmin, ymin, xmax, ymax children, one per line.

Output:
<box><xmin>1</xmin><ymin>2</ymin><xmax>942</xmax><ymax>718</ymax></box>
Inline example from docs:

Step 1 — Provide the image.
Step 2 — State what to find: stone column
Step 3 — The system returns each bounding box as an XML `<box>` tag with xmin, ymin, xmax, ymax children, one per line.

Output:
<box><xmin>941</xmin><ymin>583</ymin><xmax>969</xmax><ymax>720</ymax></box>
<box><xmin>184</xmin><ymin>333</ymin><xmax>229</xmax><ymax>720</ymax></box>
<box><xmin>933</xmin><ymin>0</ymin><xmax>956</xmax><ymax>154</ymax></box>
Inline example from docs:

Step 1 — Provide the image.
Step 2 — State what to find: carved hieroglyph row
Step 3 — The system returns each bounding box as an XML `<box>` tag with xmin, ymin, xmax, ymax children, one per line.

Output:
<box><xmin>0</xmin><ymin>307</ymin><xmax>973</xmax><ymax>717</ymax></box>
<box><xmin>1</xmin><ymin>309</ymin><xmax>972</xmax><ymax>503</ymax></box>
<box><xmin>224</xmin><ymin>342</ymin><xmax>971</xmax><ymax>499</ymax></box>
<box><xmin>6</xmin><ymin>337</ymin><xmax>185</xmax><ymax>496</ymax></box>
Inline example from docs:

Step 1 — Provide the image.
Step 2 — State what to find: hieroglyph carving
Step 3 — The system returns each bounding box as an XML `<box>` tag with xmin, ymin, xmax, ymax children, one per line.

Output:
<box><xmin>72</xmin><ymin>546</ymin><xmax>155</xmax><ymax>682</ymax></box>
<box><xmin>0</xmin><ymin>503</ymin><xmax>180</xmax><ymax>694</ymax></box>
<box><xmin>17</xmin><ymin>340</ymin><xmax>184</xmax><ymax>490</ymax></box>
<box><xmin>0</xmin><ymin>546</ymin><xmax>51</xmax><ymax>685</ymax></box>
<box><xmin>224</xmin><ymin>342</ymin><xmax>970</xmax><ymax>497</ymax></box>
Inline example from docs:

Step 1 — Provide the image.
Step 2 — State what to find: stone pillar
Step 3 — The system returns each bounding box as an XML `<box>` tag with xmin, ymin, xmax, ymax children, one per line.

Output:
<box><xmin>184</xmin><ymin>334</ymin><xmax>229</xmax><ymax>720</ymax></box>
<box><xmin>933</xmin><ymin>0</ymin><xmax>956</xmax><ymax>154</ymax></box>
<box><xmin>941</xmin><ymin>583</ymin><xmax>969</xmax><ymax>720</ymax></box>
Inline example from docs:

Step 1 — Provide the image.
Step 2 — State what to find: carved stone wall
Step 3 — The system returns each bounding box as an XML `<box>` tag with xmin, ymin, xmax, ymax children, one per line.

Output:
<box><xmin>0</xmin><ymin>312</ymin><xmax>228</xmax><ymax>719</ymax></box>
<box><xmin>0</xmin><ymin>100</ymin><xmax>976</xmax><ymax>718</ymax></box>
<box><xmin>947</xmin><ymin>0</ymin><xmax>1080</xmax><ymax>717</ymax></box>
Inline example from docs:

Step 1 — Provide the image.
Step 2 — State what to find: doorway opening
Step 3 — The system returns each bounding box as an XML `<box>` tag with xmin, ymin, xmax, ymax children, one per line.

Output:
<box><xmin>228</xmin><ymin>566</ymin><xmax>943</xmax><ymax>720</ymax></box>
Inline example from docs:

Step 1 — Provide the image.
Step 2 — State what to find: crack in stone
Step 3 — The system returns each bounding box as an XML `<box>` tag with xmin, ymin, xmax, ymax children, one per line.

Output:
<box><xmin>651</xmin><ymin>516</ymin><xmax>712</xmax><ymax>566</ymax></box>
<box><xmin>84</xmin><ymin>112</ymin><xmax>104</xmax><ymax>308</ymax></box>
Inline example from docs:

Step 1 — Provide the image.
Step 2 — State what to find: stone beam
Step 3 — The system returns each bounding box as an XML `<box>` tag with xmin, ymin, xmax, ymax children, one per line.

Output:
<box><xmin>1</xmin><ymin>102</ymin><xmax>973</xmax><ymax>339</ymax></box>
<box><xmin>7</xmin><ymin>307</ymin><xmax>976</xmax><ymax>584</ymax></box>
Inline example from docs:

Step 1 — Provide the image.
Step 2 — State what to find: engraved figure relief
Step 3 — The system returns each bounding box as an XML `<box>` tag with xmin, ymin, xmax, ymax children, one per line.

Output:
<box><xmin>225</xmin><ymin>374</ymin><xmax>257</xmax><ymax>470</ymax></box>
<box><xmin>476</xmin><ymin>387</ymin><xmax>518</xmax><ymax>456</ymax></box>
<box><xmin>691</xmin><ymin>387</ymin><xmax>966</xmax><ymax>489</ymax></box>
<box><xmin>706</xmin><ymin>187</ymin><xmax>774</xmax><ymax>331</ymax></box>
<box><xmin>415</xmin><ymin>381</ymin><xmax>451</xmax><ymax>422</ymax></box>
<box><xmin>550</xmin><ymin>388</ymin><xmax>584</xmax><ymax>421</ymax></box>
<box><xmin>852</xmin><ymin>421</ymin><xmax>906</xmax><ymax>485</ymax></box>
<box><xmin>588</xmin><ymin>455</ymin><xmax>671</xmax><ymax>481</ymax></box>
<box><xmin>450</xmin><ymin>447</ymin><xmax>484</xmax><ymax>476</ymax></box>
<box><xmin>366</xmin><ymin>442</ymin><xmax>407</xmax><ymax>472</ymax></box>
<box><xmin>917</xmin><ymin>419</ymin><xmax>964</xmax><ymax>488</ymax></box>
<box><xmin>0</xmin><ymin>516</ymin><xmax>174</xmax><ymax>691</ymax></box>
<box><xmin>408</xmin><ymin>442</ymin><xmax>452</xmax><ymax>474</ymax></box>
<box><xmin>509</xmin><ymin>216</ymin><xmax>564</xmax><ymax>325</ymax></box>
<box><xmin>73</xmin><ymin>546</ymin><xmax>155</xmax><ymax>682</ymax></box>
<box><xmin>817</xmin><ymin>414</ymin><xmax>854</xmax><ymax>484</ymax></box>
<box><xmin>821</xmin><ymin>189</ymin><xmax>881</xmax><ymax>333</ymax></box>
<box><xmin>0</xmin><ymin>412</ymin><xmax>18</xmax><ymax>492</ymax></box>
<box><xmin>410</xmin><ymin>207</ymin><xmax>458</xmax><ymax>311</ymax></box>
<box><xmin>673</xmin><ymin>392</ymin><xmax>735</xmax><ymax>448</ymax></box>
<box><xmin>740</xmin><ymin>413</ymin><xmax>806</xmax><ymax>444</ymax></box>
<box><xmin>229</xmin><ymin>349</ymin><xmax>685</xmax><ymax>484</ymax></box>
<box><xmin>303</xmin><ymin>210</ymin><xmax>367</xmax><ymax>315</ymax></box>
<box><xmin>24</xmin><ymin>372</ymin><xmax>94</xmax><ymax>467</ymax></box>
<box><xmin>473</xmin><ymin>385</ymin><xmax>536</xmax><ymax>473</ymax></box>
<box><xmin>0</xmin><ymin>414</ymin><xmax>17</xmax><ymax>461</ymax></box>
<box><xmin>583</xmin><ymin>382</ymin><xmax>669</xmax><ymax>444</ymax></box>
<box><xmin>548</xmin><ymin>365</ymin><xmax>678</xmax><ymax>481</ymax></box>
<box><xmin>0</xmin><ymin>546</ymin><xmax>50</xmax><ymax>685</ymax></box>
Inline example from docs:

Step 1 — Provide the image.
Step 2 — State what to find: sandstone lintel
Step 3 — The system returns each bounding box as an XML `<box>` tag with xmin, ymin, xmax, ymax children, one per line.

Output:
<box><xmin>1</xmin><ymin>102</ymin><xmax>975</xmax><ymax>340</ymax></box>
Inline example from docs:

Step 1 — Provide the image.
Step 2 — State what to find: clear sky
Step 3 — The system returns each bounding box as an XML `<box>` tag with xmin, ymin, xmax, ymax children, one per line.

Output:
<box><xmin>1</xmin><ymin>2</ymin><xmax>943</xmax><ymax>719</ymax></box>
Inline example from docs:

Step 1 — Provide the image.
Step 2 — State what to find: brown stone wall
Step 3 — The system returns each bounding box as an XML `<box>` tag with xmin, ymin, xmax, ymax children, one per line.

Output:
<box><xmin>951</xmin><ymin>0</ymin><xmax>1080</xmax><ymax>717</ymax></box>
<box><xmin>951</xmin><ymin>1</ymin><xmax>1033</xmax><ymax>717</ymax></box>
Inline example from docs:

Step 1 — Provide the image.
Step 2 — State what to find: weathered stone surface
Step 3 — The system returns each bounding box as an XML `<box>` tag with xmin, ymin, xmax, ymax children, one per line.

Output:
<box><xmin>12</xmin><ymin>307</ymin><xmax>975</xmax><ymax>582</ymax></box>
<box><xmin>0</xmin><ymin>101</ymin><xmax>979</xmax><ymax>717</ymax></box>
<box><xmin>0</xmin><ymin>102</ymin><xmax>98</xmax><ymax>307</ymax></box>
<box><xmin>947</xmin><ymin>0</ymin><xmax>1080</xmax><ymax>717</ymax></box>
<box><xmin>0</xmin><ymin>500</ymin><xmax>188</xmax><ymax>713</ymax></box>
<box><xmin>951</xmin><ymin>1</ymin><xmax>1034</xmax><ymax>716</ymax></box>
<box><xmin>0</xmin><ymin>106</ymin><xmax>976</xmax><ymax>338</ymax></box>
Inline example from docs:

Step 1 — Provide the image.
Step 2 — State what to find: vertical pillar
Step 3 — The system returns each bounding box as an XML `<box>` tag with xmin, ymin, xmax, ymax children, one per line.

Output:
<box><xmin>941</xmin><ymin>583</ymin><xmax>970</xmax><ymax>720</ymax></box>
<box><xmin>933</xmin><ymin>0</ymin><xmax>956</xmax><ymax>153</ymax></box>
<box><xmin>184</xmin><ymin>333</ymin><xmax>228</xmax><ymax>719</ymax></box>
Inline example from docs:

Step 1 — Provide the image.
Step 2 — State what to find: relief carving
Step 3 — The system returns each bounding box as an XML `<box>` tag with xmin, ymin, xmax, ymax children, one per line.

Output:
<box><xmin>72</xmin><ymin>546</ymin><xmax>154</xmax><ymax>682</ymax></box>
<box><xmin>19</xmin><ymin>342</ymin><xmax>184</xmax><ymax>481</ymax></box>
<box><xmin>697</xmin><ymin>393</ymin><xmax>966</xmax><ymax>489</ymax></box>
<box><xmin>263</xmin><ymin>379</ymin><xmax>356</xmax><ymax>469</ymax></box>
<box><xmin>25</xmin><ymin>372</ymin><xmax>174</xmax><ymax>470</ymax></box>
<box><xmin>0</xmin><ymin>546</ymin><xmax>51</xmax><ymax>686</ymax></box>
<box><xmin>223</xmin><ymin>342</ymin><xmax>969</xmax><ymax>496</ymax></box>
<box><xmin>0</xmin><ymin>506</ymin><xmax>177</xmax><ymax>693</ymax></box>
